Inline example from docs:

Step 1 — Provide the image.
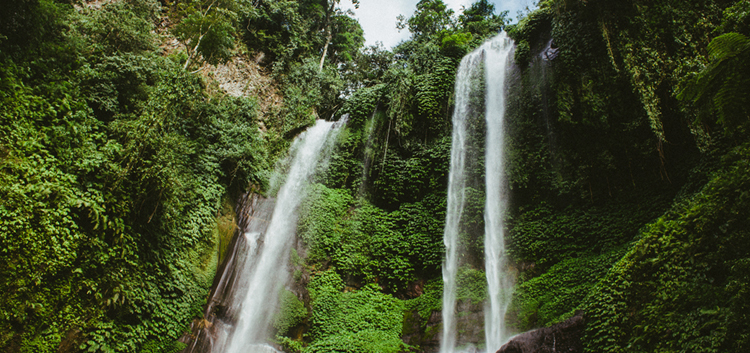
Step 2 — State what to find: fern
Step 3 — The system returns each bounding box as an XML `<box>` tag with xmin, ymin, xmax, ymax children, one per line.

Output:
<box><xmin>679</xmin><ymin>32</ymin><xmax>750</xmax><ymax>130</ymax></box>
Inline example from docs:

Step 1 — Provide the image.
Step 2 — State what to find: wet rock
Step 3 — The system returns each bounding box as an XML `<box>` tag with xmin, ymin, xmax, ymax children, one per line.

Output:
<box><xmin>497</xmin><ymin>312</ymin><xmax>584</xmax><ymax>353</ymax></box>
<box><xmin>402</xmin><ymin>300</ymin><xmax>486</xmax><ymax>353</ymax></box>
<box><xmin>455</xmin><ymin>301</ymin><xmax>486</xmax><ymax>345</ymax></box>
<box><xmin>402</xmin><ymin>309</ymin><xmax>442</xmax><ymax>353</ymax></box>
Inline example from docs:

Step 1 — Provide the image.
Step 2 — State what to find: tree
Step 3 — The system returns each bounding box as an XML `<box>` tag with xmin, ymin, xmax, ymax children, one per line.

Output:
<box><xmin>397</xmin><ymin>0</ymin><xmax>455</xmax><ymax>41</ymax></box>
<box><xmin>243</xmin><ymin>0</ymin><xmax>309</xmax><ymax>66</ymax></box>
<box><xmin>318</xmin><ymin>0</ymin><xmax>361</xmax><ymax>71</ymax></box>
<box><xmin>460</xmin><ymin>0</ymin><xmax>495</xmax><ymax>24</ymax></box>
<box><xmin>458</xmin><ymin>0</ymin><xmax>506</xmax><ymax>37</ymax></box>
<box><xmin>340</xmin><ymin>42</ymin><xmax>393</xmax><ymax>92</ymax></box>
<box><xmin>172</xmin><ymin>0</ymin><xmax>237</xmax><ymax>70</ymax></box>
<box><xmin>330</xmin><ymin>13</ymin><xmax>365</xmax><ymax>63</ymax></box>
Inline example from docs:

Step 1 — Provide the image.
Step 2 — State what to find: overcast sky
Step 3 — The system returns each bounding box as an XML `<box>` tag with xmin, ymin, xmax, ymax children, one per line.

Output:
<box><xmin>340</xmin><ymin>0</ymin><xmax>536</xmax><ymax>49</ymax></box>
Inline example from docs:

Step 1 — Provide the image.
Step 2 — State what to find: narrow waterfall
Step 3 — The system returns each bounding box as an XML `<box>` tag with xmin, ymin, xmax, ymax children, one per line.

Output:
<box><xmin>483</xmin><ymin>33</ymin><xmax>514</xmax><ymax>353</ymax></box>
<box><xmin>440</xmin><ymin>47</ymin><xmax>483</xmax><ymax>353</ymax></box>
<box><xmin>201</xmin><ymin>119</ymin><xmax>345</xmax><ymax>353</ymax></box>
<box><xmin>440</xmin><ymin>33</ymin><xmax>514</xmax><ymax>353</ymax></box>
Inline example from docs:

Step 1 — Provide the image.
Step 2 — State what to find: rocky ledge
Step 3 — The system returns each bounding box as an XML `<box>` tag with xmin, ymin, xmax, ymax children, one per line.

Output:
<box><xmin>497</xmin><ymin>312</ymin><xmax>585</xmax><ymax>353</ymax></box>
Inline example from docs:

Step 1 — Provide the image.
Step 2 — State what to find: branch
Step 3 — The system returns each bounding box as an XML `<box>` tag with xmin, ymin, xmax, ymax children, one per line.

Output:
<box><xmin>183</xmin><ymin>0</ymin><xmax>218</xmax><ymax>70</ymax></box>
<box><xmin>184</xmin><ymin>29</ymin><xmax>210</xmax><ymax>70</ymax></box>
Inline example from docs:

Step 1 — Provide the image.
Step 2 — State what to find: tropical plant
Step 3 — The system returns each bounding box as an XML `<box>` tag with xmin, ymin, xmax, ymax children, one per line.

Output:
<box><xmin>679</xmin><ymin>33</ymin><xmax>750</xmax><ymax>131</ymax></box>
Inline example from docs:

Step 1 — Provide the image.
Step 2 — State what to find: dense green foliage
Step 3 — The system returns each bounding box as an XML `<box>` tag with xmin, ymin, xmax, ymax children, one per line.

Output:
<box><xmin>4</xmin><ymin>0</ymin><xmax>750</xmax><ymax>351</ymax></box>
<box><xmin>171</xmin><ymin>0</ymin><xmax>239</xmax><ymax>69</ymax></box>
<box><xmin>584</xmin><ymin>143</ymin><xmax>750</xmax><ymax>352</ymax></box>
<box><xmin>0</xmin><ymin>0</ymin><xmax>312</xmax><ymax>352</ymax></box>
<box><xmin>241</xmin><ymin>0</ymin><xmax>363</xmax><ymax>69</ymax></box>
<box><xmin>297</xmin><ymin>183</ymin><xmax>444</xmax><ymax>293</ymax></box>
<box><xmin>302</xmin><ymin>270</ymin><xmax>406</xmax><ymax>353</ymax></box>
<box><xmin>273</xmin><ymin>289</ymin><xmax>308</xmax><ymax>338</ymax></box>
<box><xmin>501</xmin><ymin>0</ymin><xmax>750</xmax><ymax>351</ymax></box>
<box><xmin>679</xmin><ymin>32</ymin><xmax>750</xmax><ymax>131</ymax></box>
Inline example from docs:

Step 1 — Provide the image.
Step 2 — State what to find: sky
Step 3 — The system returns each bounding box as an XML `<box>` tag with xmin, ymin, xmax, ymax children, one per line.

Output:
<box><xmin>339</xmin><ymin>0</ymin><xmax>536</xmax><ymax>49</ymax></box>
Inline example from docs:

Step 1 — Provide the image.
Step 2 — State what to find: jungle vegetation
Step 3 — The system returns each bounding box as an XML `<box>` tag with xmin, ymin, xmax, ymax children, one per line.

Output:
<box><xmin>1</xmin><ymin>0</ymin><xmax>749</xmax><ymax>352</ymax></box>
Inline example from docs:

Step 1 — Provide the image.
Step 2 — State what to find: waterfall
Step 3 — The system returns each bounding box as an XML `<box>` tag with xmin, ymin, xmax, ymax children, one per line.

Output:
<box><xmin>194</xmin><ymin>119</ymin><xmax>345</xmax><ymax>353</ymax></box>
<box><xmin>440</xmin><ymin>47</ymin><xmax>482</xmax><ymax>353</ymax></box>
<box><xmin>483</xmin><ymin>33</ymin><xmax>514</xmax><ymax>353</ymax></box>
<box><xmin>440</xmin><ymin>33</ymin><xmax>514</xmax><ymax>353</ymax></box>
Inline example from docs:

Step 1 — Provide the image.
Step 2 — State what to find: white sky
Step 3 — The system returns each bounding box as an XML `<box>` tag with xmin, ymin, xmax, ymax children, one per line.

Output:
<box><xmin>340</xmin><ymin>0</ymin><xmax>536</xmax><ymax>49</ymax></box>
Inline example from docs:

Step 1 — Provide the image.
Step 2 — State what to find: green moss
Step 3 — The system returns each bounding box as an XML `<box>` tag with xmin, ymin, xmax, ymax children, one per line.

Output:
<box><xmin>274</xmin><ymin>289</ymin><xmax>308</xmax><ymax>336</ymax></box>
<box><xmin>216</xmin><ymin>198</ymin><xmax>238</xmax><ymax>266</ymax></box>
<box><xmin>404</xmin><ymin>279</ymin><xmax>443</xmax><ymax>329</ymax></box>
<box><xmin>456</xmin><ymin>266</ymin><xmax>488</xmax><ymax>306</ymax></box>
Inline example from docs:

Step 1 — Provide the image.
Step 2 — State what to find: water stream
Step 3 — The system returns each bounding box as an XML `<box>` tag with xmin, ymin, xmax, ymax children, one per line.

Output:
<box><xmin>224</xmin><ymin>119</ymin><xmax>344</xmax><ymax>353</ymax></box>
<box><xmin>483</xmin><ymin>33</ymin><xmax>515</xmax><ymax>353</ymax></box>
<box><xmin>186</xmin><ymin>119</ymin><xmax>345</xmax><ymax>353</ymax></box>
<box><xmin>440</xmin><ymin>33</ymin><xmax>515</xmax><ymax>353</ymax></box>
<box><xmin>440</xmin><ymin>44</ymin><xmax>483</xmax><ymax>353</ymax></box>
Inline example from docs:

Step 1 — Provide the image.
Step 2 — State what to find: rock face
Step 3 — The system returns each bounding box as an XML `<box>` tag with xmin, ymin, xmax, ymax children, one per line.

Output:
<box><xmin>497</xmin><ymin>313</ymin><xmax>585</xmax><ymax>353</ymax></box>
<box><xmin>401</xmin><ymin>309</ymin><xmax>442</xmax><ymax>353</ymax></box>
<box><xmin>401</xmin><ymin>301</ymin><xmax>486</xmax><ymax>353</ymax></box>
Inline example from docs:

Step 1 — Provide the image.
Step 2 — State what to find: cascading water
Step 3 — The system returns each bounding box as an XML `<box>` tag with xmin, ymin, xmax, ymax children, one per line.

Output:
<box><xmin>190</xmin><ymin>119</ymin><xmax>345</xmax><ymax>353</ymax></box>
<box><xmin>440</xmin><ymin>33</ymin><xmax>515</xmax><ymax>353</ymax></box>
<box><xmin>483</xmin><ymin>33</ymin><xmax>515</xmax><ymax>353</ymax></box>
<box><xmin>183</xmin><ymin>193</ymin><xmax>277</xmax><ymax>353</ymax></box>
<box><xmin>440</xmin><ymin>46</ymin><xmax>482</xmax><ymax>353</ymax></box>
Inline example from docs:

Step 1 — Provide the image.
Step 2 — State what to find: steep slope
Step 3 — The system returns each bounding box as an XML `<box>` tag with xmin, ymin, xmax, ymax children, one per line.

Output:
<box><xmin>502</xmin><ymin>0</ymin><xmax>750</xmax><ymax>351</ymax></box>
<box><xmin>0</xmin><ymin>0</ymin><xmax>357</xmax><ymax>352</ymax></box>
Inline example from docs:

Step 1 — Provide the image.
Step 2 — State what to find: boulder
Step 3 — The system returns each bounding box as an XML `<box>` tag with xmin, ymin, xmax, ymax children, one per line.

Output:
<box><xmin>497</xmin><ymin>313</ymin><xmax>584</xmax><ymax>353</ymax></box>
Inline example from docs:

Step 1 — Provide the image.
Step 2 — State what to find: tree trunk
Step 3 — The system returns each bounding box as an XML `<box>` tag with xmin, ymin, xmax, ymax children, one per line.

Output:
<box><xmin>318</xmin><ymin>0</ymin><xmax>336</xmax><ymax>72</ymax></box>
<box><xmin>183</xmin><ymin>1</ymin><xmax>217</xmax><ymax>70</ymax></box>
<box><xmin>319</xmin><ymin>28</ymin><xmax>332</xmax><ymax>72</ymax></box>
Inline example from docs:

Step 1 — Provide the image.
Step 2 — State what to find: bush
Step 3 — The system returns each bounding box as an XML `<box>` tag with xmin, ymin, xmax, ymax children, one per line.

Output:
<box><xmin>305</xmin><ymin>270</ymin><xmax>407</xmax><ymax>353</ymax></box>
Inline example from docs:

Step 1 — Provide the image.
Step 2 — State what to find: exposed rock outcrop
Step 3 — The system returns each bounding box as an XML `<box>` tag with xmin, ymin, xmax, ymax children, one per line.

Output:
<box><xmin>401</xmin><ymin>300</ymin><xmax>486</xmax><ymax>353</ymax></box>
<box><xmin>401</xmin><ymin>309</ymin><xmax>442</xmax><ymax>353</ymax></box>
<box><xmin>497</xmin><ymin>313</ymin><xmax>585</xmax><ymax>353</ymax></box>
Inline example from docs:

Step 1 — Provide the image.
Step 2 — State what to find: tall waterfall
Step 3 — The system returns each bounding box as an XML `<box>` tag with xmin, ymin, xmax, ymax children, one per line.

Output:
<box><xmin>440</xmin><ymin>33</ymin><xmax>514</xmax><ymax>353</ymax></box>
<box><xmin>483</xmin><ymin>33</ymin><xmax>514</xmax><ymax>353</ymax></box>
<box><xmin>440</xmin><ymin>45</ymin><xmax>482</xmax><ymax>353</ymax></box>
<box><xmin>204</xmin><ymin>119</ymin><xmax>345</xmax><ymax>353</ymax></box>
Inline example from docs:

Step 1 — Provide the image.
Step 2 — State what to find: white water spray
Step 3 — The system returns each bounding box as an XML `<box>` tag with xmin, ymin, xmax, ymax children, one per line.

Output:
<box><xmin>440</xmin><ymin>33</ymin><xmax>514</xmax><ymax>353</ymax></box>
<box><xmin>213</xmin><ymin>119</ymin><xmax>345</xmax><ymax>353</ymax></box>
<box><xmin>440</xmin><ymin>48</ymin><xmax>483</xmax><ymax>353</ymax></box>
<box><xmin>483</xmin><ymin>33</ymin><xmax>515</xmax><ymax>353</ymax></box>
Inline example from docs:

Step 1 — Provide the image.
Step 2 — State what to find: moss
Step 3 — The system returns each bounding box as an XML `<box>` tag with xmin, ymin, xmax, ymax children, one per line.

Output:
<box><xmin>274</xmin><ymin>289</ymin><xmax>308</xmax><ymax>337</ymax></box>
<box><xmin>215</xmin><ymin>197</ymin><xmax>238</xmax><ymax>266</ymax></box>
<box><xmin>404</xmin><ymin>279</ymin><xmax>443</xmax><ymax>329</ymax></box>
